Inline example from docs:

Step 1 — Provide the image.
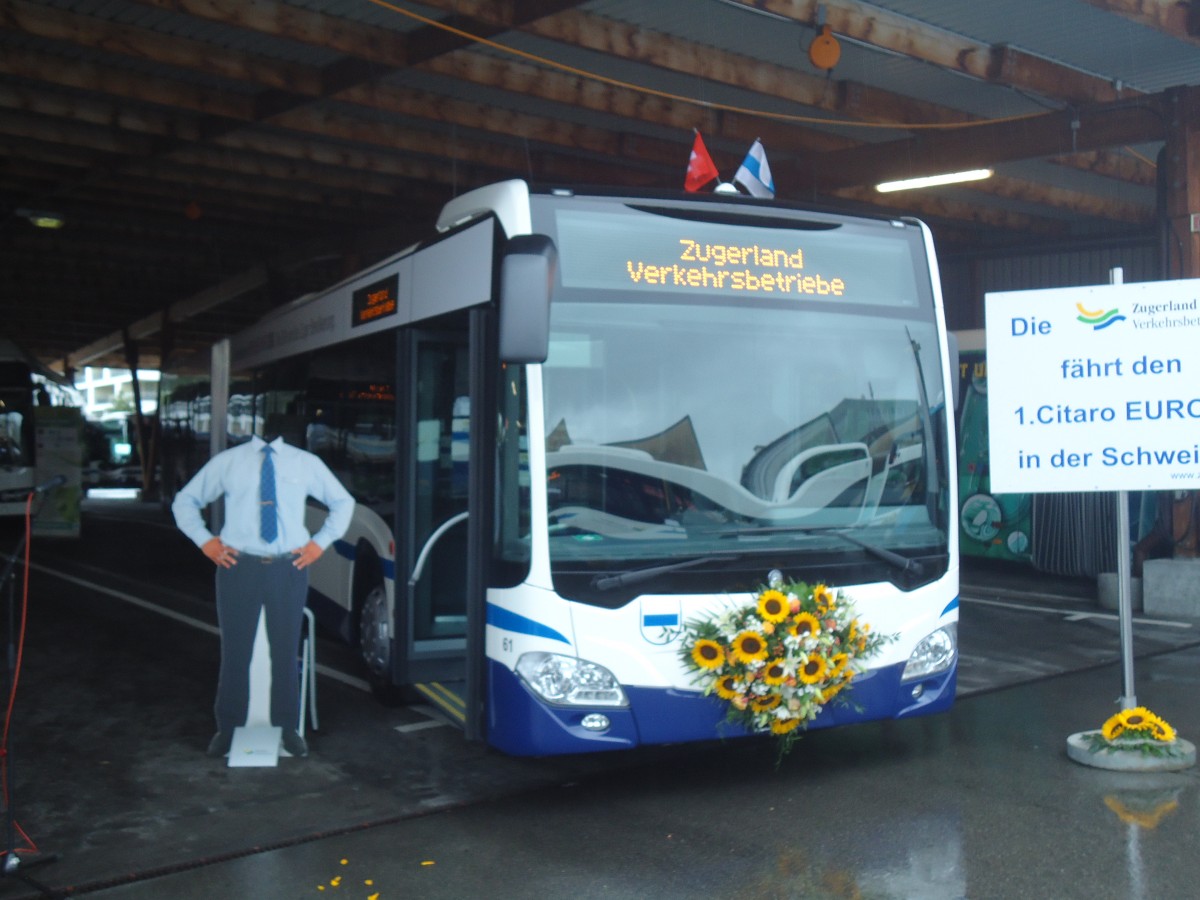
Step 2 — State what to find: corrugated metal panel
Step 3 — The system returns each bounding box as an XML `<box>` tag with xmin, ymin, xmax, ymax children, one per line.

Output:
<box><xmin>939</xmin><ymin>239</ymin><xmax>1160</xmax><ymax>330</ymax></box>
<box><xmin>972</xmin><ymin>242</ymin><xmax>1159</xmax><ymax>292</ymax></box>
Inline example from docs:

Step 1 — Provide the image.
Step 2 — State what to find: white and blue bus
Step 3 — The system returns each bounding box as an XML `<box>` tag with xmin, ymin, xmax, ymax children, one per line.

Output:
<box><xmin>0</xmin><ymin>340</ymin><xmax>78</xmax><ymax>516</ymax></box>
<box><xmin>183</xmin><ymin>180</ymin><xmax>959</xmax><ymax>755</ymax></box>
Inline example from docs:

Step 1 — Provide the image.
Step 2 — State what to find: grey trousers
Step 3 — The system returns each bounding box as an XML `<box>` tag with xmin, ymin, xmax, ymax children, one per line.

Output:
<box><xmin>213</xmin><ymin>555</ymin><xmax>307</xmax><ymax>734</ymax></box>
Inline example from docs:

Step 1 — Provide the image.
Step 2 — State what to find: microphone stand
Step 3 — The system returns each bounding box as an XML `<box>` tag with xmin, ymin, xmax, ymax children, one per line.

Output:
<box><xmin>1</xmin><ymin>491</ymin><xmax>61</xmax><ymax>895</ymax></box>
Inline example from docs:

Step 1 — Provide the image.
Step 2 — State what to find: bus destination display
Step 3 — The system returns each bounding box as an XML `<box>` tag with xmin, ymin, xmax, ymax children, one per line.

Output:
<box><xmin>352</xmin><ymin>273</ymin><xmax>399</xmax><ymax>327</ymax></box>
<box><xmin>554</xmin><ymin>208</ymin><xmax>922</xmax><ymax>307</ymax></box>
<box><xmin>627</xmin><ymin>239</ymin><xmax>844</xmax><ymax>297</ymax></box>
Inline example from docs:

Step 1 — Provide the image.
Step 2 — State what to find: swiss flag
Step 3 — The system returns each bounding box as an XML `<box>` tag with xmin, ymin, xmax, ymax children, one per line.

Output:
<box><xmin>684</xmin><ymin>131</ymin><xmax>719</xmax><ymax>192</ymax></box>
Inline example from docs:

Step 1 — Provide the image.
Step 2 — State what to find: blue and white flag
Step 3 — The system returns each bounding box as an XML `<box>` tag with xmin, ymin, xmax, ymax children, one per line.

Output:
<box><xmin>734</xmin><ymin>139</ymin><xmax>775</xmax><ymax>198</ymax></box>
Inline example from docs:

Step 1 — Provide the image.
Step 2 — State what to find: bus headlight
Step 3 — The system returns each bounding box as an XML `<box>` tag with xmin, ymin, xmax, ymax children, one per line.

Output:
<box><xmin>515</xmin><ymin>652</ymin><xmax>629</xmax><ymax>707</ymax></box>
<box><xmin>901</xmin><ymin>624</ymin><xmax>957</xmax><ymax>682</ymax></box>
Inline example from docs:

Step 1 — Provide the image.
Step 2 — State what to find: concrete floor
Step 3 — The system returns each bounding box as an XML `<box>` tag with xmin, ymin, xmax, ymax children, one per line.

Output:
<box><xmin>2</xmin><ymin>503</ymin><xmax>1198</xmax><ymax>899</ymax></box>
<box><xmin>43</xmin><ymin>650</ymin><xmax>1200</xmax><ymax>900</ymax></box>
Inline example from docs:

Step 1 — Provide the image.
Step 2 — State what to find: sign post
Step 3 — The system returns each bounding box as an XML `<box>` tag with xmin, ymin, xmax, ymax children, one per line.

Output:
<box><xmin>985</xmin><ymin>274</ymin><xmax>1200</xmax><ymax>769</ymax></box>
<box><xmin>1108</xmin><ymin>268</ymin><xmax>1135</xmax><ymax>711</ymax></box>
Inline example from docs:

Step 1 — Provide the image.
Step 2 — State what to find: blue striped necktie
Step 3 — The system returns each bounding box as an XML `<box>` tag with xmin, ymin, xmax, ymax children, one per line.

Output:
<box><xmin>260</xmin><ymin>445</ymin><xmax>278</xmax><ymax>543</ymax></box>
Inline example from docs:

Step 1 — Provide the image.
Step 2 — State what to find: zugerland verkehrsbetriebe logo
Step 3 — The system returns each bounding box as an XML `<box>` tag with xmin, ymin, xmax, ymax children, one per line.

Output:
<box><xmin>1075</xmin><ymin>303</ymin><xmax>1125</xmax><ymax>330</ymax></box>
<box><xmin>1076</xmin><ymin>296</ymin><xmax>1200</xmax><ymax>331</ymax></box>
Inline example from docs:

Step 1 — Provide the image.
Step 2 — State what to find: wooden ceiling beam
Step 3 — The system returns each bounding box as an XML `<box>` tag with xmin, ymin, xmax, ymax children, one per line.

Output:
<box><xmin>1051</xmin><ymin>148</ymin><xmax>1157</xmax><ymax>187</ymax></box>
<box><xmin>14</xmin><ymin>0</ymin><xmax>1150</xmax><ymax>210</ymax></box>
<box><xmin>522</xmin><ymin>9</ymin><xmax>971</xmax><ymax>126</ymax></box>
<box><xmin>1079</xmin><ymin>0</ymin><xmax>1200</xmax><ymax>47</ymax></box>
<box><xmin>127</xmin><ymin>0</ymin><xmax>590</xmax><ymax>69</ymax></box>
<box><xmin>0</xmin><ymin>83</ymin><xmax>450</xmax><ymax>210</ymax></box>
<box><xmin>793</xmin><ymin>94</ymin><xmax>1169</xmax><ymax>191</ymax></box>
<box><xmin>831</xmin><ymin>184</ymin><xmax>1069</xmax><ymax>233</ymax></box>
<box><xmin>0</xmin><ymin>107</ymin><xmax>395</xmax><ymax>223</ymax></box>
<box><xmin>726</xmin><ymin>0</ymin><xmax>1134</xmax><ymax>105</ymax></box>
<box><xmin>418</xmin><ymin>51</ymin><xmax>841</xmax><ymax>172</ymax></box>
<box><xmin>3</xmin><ymin>40</ymin><xmax>1151</xmax><ymax>248</ymax></box>
<box><xmin>0</xmin><ymin>82</ymin><xmax>200</xmax><ymax>143</ymax></box>
<box><xmin>0</xmin><ymin>30</ymin><xmax>680</xmax><ymax>190</ymax></box>
<box><xmin>267</xmin><ymin>103</ymin><xmax>661</xmax><ymax>185</ymax></box>
<box><xmin>401</xmin><ymin>0</ymin><xmax>589</xmax><ymax>66</ymax></box>
<box><xmin>0</xmin><ymin>107</ymin><xmax>152</xmax><ymax>157</ymax></box>
<box><xmin>0</xmin><ymin>47</ymin><xmax>252</xmax><ymax>120</ymax></box>
<box><xmin>418</xmin><ymin>3</ymin><xmax>1155</xmax><ymax>211</ymax></box>
<box><xmin>973</xmin><ymin>174</ymin><xmax>1152</xmax><ymax>224</ymax></box>
<box><xmin>126</xmin><ymin>0</ymin><xmax>411</xmax><ymax>67</ymax></box>
<box><xmin>0</xmin><ymin>0</ymin><xmax>320</xmax><ymax>94</ymax></box>
<box><xmin>124</xmin><ymin>154</ymin><xmax>398</xmax><ymax>213</ymax></box>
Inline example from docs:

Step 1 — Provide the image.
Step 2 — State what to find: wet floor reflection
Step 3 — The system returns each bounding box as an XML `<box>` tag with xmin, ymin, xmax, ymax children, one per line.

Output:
<box><xmin>1101</xmin><ymin>778</ymin><xmax>1187</xmax><ymax>900</ymax></box>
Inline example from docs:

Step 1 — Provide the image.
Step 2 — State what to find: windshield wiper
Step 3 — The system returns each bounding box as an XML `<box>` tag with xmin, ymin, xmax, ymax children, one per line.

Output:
<box><xmin>590</xmin><ymin>554</ymin><xmax>742</xmax><ymax>591</ymax></box>
<box><xmin>906</xmin><ymin>326</ymin><xmax>940</xmax><ymax>526</ymax></box>
<box><xmin>720</xmin><ymin>525</ymin><xmax>924</xmax><ymax>577</ymax></box>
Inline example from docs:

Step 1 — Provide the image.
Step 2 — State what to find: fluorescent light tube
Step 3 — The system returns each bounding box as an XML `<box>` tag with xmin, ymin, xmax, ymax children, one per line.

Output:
<box><xmin>876</xmin><ymin>169</ymin><xmax>993</xmax><ymax>193</ymax></box>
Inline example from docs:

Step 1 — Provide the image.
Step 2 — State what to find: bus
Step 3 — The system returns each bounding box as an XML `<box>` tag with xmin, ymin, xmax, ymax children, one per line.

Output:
<box><xmin>0</xmin><ymin>340</ymin><xmax>77</xmax><ymax>516</ymax></box>
<box><xmin>179</xmin><ymin>180</ymin><xmax>959</xmax><ymax>756</ymax></box>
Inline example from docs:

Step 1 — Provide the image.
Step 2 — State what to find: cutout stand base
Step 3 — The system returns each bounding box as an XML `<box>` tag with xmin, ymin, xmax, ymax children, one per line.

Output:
<box><xmin>227</xmin><ymin>725</ymin><xmax>282</xmax><ymax>768</ymax></box>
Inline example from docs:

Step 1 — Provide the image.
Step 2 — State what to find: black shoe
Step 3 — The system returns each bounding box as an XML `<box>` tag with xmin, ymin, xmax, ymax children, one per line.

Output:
<box><xmin>281</xmin><ymin>730</ymin><xmax>308</xmax><ymax>758</ymax></box>
<box><xmin>206</xmin><ymin>731</ymin><xmax>232</xmax><ymax>758</ymax></box>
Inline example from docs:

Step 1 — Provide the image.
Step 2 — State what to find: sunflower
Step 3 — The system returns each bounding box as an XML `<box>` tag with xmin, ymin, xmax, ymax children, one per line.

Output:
<box><xmin>1119</xmin><ymin>707</ymin><xmax>1155</xmax><ymax>733</ymax></box>
<box><xmin>770</xmin><ymin>716</ymin><xmax>802</xmax><ymax>734</ymax></box>
<box><xmin>1149</xmin><ymin>714</ymin><xmax>1177</xmax><ymax>743</ymax></box>
<box><xmin>813</xmin><ymin>584</ymin><xmax>833</xmax><ymax>611</ymax></box>
<box><xmin>819</xmin><ymin>682</ymin><xmax>845</xmax><ymax>704</ymax></box>
<box><xmin>828</xmin><ymin>652</ymin><xmax>849</xmax><ymax>678</ymax></box>
<box><xmin>690</xmin><ymin>639</ymin><xmax>725</xmax><ymax>670</ymax></box>
<box><xmin>714</xmin><ymin>674</ymin><xmax>743</xmax><ymax>700</ymax></box>
<box><xmin>762</xmin><ymin>659</ymin><xmax>788</xmax><ymax>685</ymax></box>
<box><xmin>798</xmin><ymin>655</ymin><xmax>828</xmax><ymax>684</ymax></box>
<box><xmin>789</xmin><ymin>612</ymin><xmax>819</xmax><ymax>639</ymax></box>
<box><xmin>1100</xmin><ymin>714</ymin><xmax>1124</xmax><ymax>741</ymax></box>
<box><xmin>757</xmin><ymin>590</ymin><xmax>789</xmax><ymax>623</ymax></box>
<box><xmin>752</xmin><ymin>693</ymin><xmax>782</xmax><ymax>712</ymax></box>
<box><xmin>731</xmin><ymin>630</ymin><xmax>769</xmax><ymax>664</ymax></box>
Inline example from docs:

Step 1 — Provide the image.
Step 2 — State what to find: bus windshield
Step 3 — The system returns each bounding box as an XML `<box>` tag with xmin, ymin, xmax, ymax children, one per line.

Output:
<box><xmin>534</xmin><ymin>199</ymin><xmax>950</xmax><ymax>601</ymax></box>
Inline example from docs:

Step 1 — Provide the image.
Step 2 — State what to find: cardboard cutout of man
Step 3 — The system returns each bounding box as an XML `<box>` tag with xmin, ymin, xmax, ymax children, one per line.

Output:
<box><xmin>172</xmin><ymin>434</ymin><xmax>354</xmax><ymax>758</ymax></box>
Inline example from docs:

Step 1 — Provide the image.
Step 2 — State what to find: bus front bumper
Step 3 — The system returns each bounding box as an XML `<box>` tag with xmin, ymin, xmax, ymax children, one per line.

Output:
<box><xmin>485</xmin><ymin>658</ymin><xmax>956</xmax><ymax>757</ymax></box>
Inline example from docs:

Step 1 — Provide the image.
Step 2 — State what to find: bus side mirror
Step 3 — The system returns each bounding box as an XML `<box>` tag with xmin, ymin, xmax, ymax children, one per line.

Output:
<box><xmin>499</xmin><ymin>234</ymin><xmax>557</xmax><ymax>364</ymax></box>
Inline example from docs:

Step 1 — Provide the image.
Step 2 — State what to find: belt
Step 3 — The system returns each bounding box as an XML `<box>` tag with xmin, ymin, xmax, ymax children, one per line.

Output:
<box><xmin>243</xmin><ymin>552</ymin><xmax>292</xmax><ymax>564</ymax></box>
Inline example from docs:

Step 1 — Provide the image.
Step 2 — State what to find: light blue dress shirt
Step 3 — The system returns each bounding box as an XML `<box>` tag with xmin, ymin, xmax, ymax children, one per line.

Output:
<box><xmin>172</xmin><ymin>436</ymin><xmax>355</xmax><ymax>556</ymax></box>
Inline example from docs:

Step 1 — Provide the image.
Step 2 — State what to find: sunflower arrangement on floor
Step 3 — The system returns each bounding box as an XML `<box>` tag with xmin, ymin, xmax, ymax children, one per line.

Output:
<box><xmin>1086</xmin><ymin>706</ymin><xmax>1182</xmax><ymax>757</ymax></box>
<box><xmin>680</xmin><ymin>577</ymin><xmax>892</xmax><ymax>755</ymax></box>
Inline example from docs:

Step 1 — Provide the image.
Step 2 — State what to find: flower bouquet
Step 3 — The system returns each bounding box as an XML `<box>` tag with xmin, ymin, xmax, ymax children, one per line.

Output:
<box><xmin>1085</xmin><ymin>707</ymin><xmax>1182</xmax><ymax>758</ymax></box>
<box><xmin>679</xmin><ymin>577</ymin><xmax>892</xmax><ymax>755</ymax></box>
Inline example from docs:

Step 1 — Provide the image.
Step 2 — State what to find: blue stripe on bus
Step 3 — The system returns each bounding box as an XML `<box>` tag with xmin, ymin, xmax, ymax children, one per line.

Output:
<box><xmin>643</xmin><ymin>613</ymin><xmax>679</xmax><ymax>628</ymax></box>
<box><xmin>487</xmin><ymin>604</ymin><xmax>570</xmax><ymax>644</ymax></box>
<box><xmin>331</xmin><ymin>539</ymin><xmax>395</xmax><ymax>581</ymax></box>
<box><xmin>941</xmin><ymin>597</ymin><xmax>959</xmax><ymax>616</ymax></box>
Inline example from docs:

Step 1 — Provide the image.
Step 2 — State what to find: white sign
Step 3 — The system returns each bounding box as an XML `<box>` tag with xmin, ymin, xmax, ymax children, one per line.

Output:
<box><xmin>985</xmin><ymin>278</ymin><xmax>1200</xmax><ymax>493</ymax></box>
<box><xmin>33</xmin><ymin>406</ymin><xmax>82</xmax><ymax>538</ymax></box>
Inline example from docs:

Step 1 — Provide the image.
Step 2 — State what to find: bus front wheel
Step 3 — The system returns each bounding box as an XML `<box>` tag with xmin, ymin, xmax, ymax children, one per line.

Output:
<box><xmin>354</xmin><ymin>561</ymin><xmax>402</xmax><ymax>706</ymax></box>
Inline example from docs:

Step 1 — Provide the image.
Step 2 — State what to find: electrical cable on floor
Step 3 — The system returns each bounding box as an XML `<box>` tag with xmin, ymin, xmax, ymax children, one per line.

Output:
<box><xmin>2</xmin><ymin>494</ymin><xmax>42</xmax><ymax>863</ymax></box>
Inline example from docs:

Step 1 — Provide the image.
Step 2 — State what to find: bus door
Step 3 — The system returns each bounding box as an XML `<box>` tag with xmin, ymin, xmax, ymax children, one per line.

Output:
<box><xmin>397</xmin><ymin>313</ymin><xmax>492</xmax><ymax>738</ymax></box>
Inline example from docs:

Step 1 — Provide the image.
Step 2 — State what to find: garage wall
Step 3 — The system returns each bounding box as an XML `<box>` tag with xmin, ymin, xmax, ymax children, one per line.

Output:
<box><xmin>939</xmin><ymin>238</ymin><xmax>1160</xmax><ymax>331</ymax></box>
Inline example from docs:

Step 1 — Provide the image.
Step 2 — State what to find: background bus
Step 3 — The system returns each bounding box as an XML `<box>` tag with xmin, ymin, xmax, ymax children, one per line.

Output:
<box><xmin>0</xmin><ymin>339</ymin><xmax>78</xmax><ymax>515</ymax></box>
<box><xmin>165</xmin><ymin>181</ymin><xmax>959</xmax><ymax>756</ymax></box>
